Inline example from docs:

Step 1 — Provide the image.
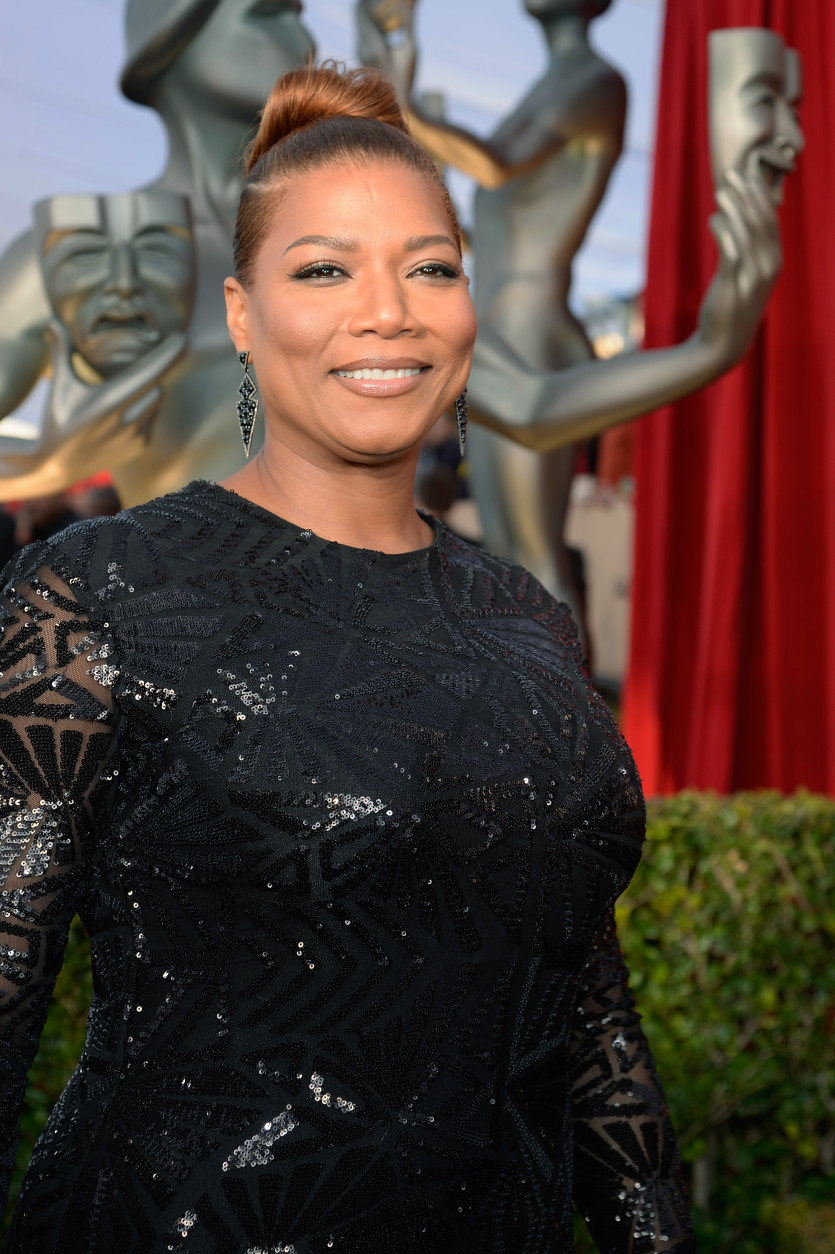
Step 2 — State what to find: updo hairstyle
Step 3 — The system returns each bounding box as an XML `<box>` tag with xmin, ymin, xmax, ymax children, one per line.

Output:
<box><xmin>233</xmin><ymin>62</ymin><xmax>462</xmax><ymax>288</ymax></box>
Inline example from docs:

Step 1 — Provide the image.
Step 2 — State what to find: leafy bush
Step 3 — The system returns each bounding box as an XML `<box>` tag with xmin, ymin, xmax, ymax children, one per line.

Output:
<box><xmin>616</xmin><ymin>791</ymin><xmax>835</xmax><ymax>1253</ymax></box>
<box><xmin>5</xmin><ymin>793</ymin><xmax>835</xmax><ymax>1250</ymax></box>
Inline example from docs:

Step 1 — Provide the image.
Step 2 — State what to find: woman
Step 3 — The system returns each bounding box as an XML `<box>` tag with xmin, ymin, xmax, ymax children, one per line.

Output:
<box><xmin>0</xmin><ymin>64</ymin><xmax>696</xmax><ymax>1252</ymax></box>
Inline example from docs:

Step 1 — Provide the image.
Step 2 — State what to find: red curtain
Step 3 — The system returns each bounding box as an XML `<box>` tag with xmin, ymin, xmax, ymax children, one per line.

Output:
<box><xmin>624</xmin><ymin>0</ymin><xmax>835</xmax><ymax>794</ymax></box>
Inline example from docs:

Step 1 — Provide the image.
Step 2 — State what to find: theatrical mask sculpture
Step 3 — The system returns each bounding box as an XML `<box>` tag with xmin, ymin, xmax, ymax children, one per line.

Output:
<box><xmin>34</xmin><ymin>193</ymin><xmax>195</xmax><ymax>380</ymax></box>
<box><xmin>359</xmin><ymin>3</ymin><xmax>799</xmax><ymax>644</ymax></box>
<box><xmin>709</xmin><ymin>28</ymin><xmax>804</xmax><ymax>205</ymax></box>
<box><xmin>0</xmin><ymin>0</ymin><xmax>315</xmax><ymax>506</ymax></box>
<box><xmin>8</xmin><ymin>193</ymin><xmax>197</xmax><ymax>492</ymax></box>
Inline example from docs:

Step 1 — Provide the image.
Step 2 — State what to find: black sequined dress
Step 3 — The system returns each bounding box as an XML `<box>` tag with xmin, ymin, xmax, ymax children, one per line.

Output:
<box><xmin>0</xmin><ymin>481</ymin><xmax>696</xmax><ymax>1253</ymax></box>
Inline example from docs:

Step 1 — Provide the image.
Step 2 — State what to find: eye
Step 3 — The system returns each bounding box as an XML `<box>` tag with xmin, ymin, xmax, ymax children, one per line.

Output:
<box><xmin>290</xmin><ymin>262</ymin><xmax>350</xmax><ymax>282</ymax></box>
<box><xmin>410</xmin><ymin>261</ymin><xmax>462</xmax><ymax>279</ymax></box>
<box><xmin>61</xmin><ymin>245</ymin><xmax>108</xmax><ymax>265</ymax></box>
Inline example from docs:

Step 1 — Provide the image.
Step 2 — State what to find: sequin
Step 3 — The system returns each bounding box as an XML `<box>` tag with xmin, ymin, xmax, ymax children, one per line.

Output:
<box><xmin>223</xmin><ymin>1111</ymin><xmax>299</xmax><ymax>1169</ymax></box>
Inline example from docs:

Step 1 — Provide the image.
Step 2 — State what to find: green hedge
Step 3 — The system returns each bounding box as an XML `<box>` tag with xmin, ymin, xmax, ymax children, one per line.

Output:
<box><xmin>5</xmin><ymin>792</ymin><xmax>835</xmax><ymax>1250</ymax></box>
<box><xmin>609</xmin><ymin>791</ymin><xmax>835</xmax><ymax>1253</ymax></box>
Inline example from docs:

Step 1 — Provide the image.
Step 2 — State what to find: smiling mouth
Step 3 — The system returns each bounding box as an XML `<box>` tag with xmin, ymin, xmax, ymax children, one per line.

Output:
<box><xmin>334</xmin><ymin>367</ymin><xmax>426</xmax><ymax>380</ymax></box>
<box><xmin>758</xmin><ymin>145</ymin><xmax>797</xmax><ymax>180</ymax></box>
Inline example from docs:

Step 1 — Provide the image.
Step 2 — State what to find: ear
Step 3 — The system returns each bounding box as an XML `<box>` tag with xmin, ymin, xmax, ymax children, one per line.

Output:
<box><xmin>224</xmin><ymin>277</ymin><xmax>250</xmax><ymax>353</ymax></box>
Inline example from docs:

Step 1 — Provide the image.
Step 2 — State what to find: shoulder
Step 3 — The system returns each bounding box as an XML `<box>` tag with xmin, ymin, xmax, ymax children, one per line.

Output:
<box><xmin>1</xmin><ymin>481</ymin><xmax>222</xmax><ymax>609</ymax></box>
<box><xmin>0</xmin><ymin>227</ymin><xmax>50</xmax><ymax>332</ymax></box>
<box><xmin>434</xmin><ymin>523</ymin><xmax>586</xmax><ymax>662</ymax></box>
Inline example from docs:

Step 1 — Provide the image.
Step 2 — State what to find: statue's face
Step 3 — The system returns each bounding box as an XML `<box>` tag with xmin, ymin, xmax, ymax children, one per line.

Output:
<box><xmin>171</xmin><ymin>0</ymin><xmax>316</xmax><ymax>118</ymax></box>
<box><xmin>34</xmin><ymin>194</ymin><xmax>195</xmax><ymax>377</ymax></box>
<box><xmin>709</xmin><ymin>29</ymin><xmax>804</xmax><ymax>204</ymax></box>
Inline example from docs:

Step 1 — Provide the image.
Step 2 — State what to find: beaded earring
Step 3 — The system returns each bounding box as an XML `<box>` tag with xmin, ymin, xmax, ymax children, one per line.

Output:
<box><xmin>455</xmin><ymin>388</ymin><xmax>468</xmax><ymax>457</ymax></box>
<box><xmin>236</xmin><ymin>350</ymin><xmax>259</xmax><ymax>457</ymax></box>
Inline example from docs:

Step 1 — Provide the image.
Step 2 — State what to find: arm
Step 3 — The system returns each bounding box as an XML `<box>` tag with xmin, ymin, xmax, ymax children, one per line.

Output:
<box><xmin>402</xmin><ymin>108</ymin><xmax>564</xmax><ymax>192</ymax></box>
<box><xmin>569</xmin><ymin>912</ymin><xmax>697</xmax><ymax>1252</ymax></box>
<box><xmin>0</xmin><ymin>230</ymin><xmax>51</xmax><ymax>418</ymax></box>
<box><xmin>355</xmin><ymin>1</ymin><xmax>579</xmax><ymax>189</ymax></box>
<box><xmin>468</xmin><ymin>167</ymin><xmax>781</xmax><ymax>451</ymax></box>
<box><xmin>0</xmin><ymin>321</ymin><xmax>187</xmax><ymax>498</ymax></box>
<box><xmin>0</xmin><ymin>544</ymin><xmax>119</xmax><ymax>1209</ymax></box>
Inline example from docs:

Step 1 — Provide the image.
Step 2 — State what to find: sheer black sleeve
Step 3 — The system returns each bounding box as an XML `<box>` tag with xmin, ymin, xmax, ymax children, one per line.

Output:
<box><xmin>0</xmin><ymin>546</ymin><xmax>118</xmax><ymax>1209</ymax></box>
<box><xmin>569</xmin><ymin>912</ymin><xmax>698</xmax><ymax>1253</ymax></box>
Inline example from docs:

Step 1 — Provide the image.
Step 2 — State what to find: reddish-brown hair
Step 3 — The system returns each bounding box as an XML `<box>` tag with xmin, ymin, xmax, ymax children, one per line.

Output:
<box><xmin>233</xmin><ymin>61</ymin><xmax>462</xmax><ymax>287</ymax></box>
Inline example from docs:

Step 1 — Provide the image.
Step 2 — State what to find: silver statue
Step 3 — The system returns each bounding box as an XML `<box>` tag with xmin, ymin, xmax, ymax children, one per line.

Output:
<box><xmin>0</xmin><ymin>0</ymin><xmax>315</xmax><ymax>506</ymax></box>
<box><xmin>359</xmin><ymin>4</ymin><xmax>799</xmax><ymax>633</ymax></box>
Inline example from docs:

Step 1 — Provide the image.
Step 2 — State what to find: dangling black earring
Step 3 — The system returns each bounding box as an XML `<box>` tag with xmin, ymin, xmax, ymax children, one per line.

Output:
<box><xmin>237</xmin><ymin>350</ymin><xmax>259</xmax><ymax>457</ymax></box>
<box><xmin>455</xmin><ymin>388</ymin><xmax>468</xmax><ymax>458</ymax></box>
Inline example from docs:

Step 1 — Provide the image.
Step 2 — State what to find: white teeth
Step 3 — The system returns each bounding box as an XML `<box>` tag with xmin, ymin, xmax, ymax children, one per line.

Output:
<box><xmin>334</xmin><ymin>367</ymin><xmax>423</xmax><ymax>380</ymax></box>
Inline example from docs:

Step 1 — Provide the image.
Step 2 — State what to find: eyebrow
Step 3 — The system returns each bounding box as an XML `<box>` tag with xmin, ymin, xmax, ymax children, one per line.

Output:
<box><xmin>282</xmin><ymin>232</ymin><xmax>458</xmax><ymax>256</ymax></box>
<box><xmin>283</xmin><ymin>235</ymin><xmax>358</xmax><ymax>256</ymax></box>
<box><xmin>741</xmin><ymin>69</ymin><xmax>783</xmax><ymax>92</ymax></box>
<box><xmin>402</xmin><ymin>234</ymin><xmax>458</xmax><ymax>252</ymax></box>
<box><xmin>42</xmin><ymin>228</ymin><xmax>107</xmax><ymax>254</ymax></box>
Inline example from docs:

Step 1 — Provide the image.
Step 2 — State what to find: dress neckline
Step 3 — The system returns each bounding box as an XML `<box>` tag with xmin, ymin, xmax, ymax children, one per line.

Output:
<box><xmin>187</xmin><ymin>479</ymin><xmax>443</xmax><ymax>562</ymax></box>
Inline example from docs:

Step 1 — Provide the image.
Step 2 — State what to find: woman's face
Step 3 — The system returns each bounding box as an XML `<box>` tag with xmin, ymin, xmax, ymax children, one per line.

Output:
<box><xmin>225</xmin><ymin>161</ymin><xmax>477</xmax><ymax>466</ymax></box>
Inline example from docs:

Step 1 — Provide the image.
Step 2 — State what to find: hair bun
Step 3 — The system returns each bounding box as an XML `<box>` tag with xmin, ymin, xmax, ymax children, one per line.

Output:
<box><xmin>244</xmin><ymin>62</ymin><xmax>408</xmax><ymax>177</ymax></box>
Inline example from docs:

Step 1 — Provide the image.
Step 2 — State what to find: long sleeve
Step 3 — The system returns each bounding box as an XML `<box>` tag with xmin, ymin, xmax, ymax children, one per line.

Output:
<box><xmin>0</xmin><ymin>545</ymin><xmax>118</xmax><ymax>1209</ymax></box>
<box><xmin>569</xmin><ymin>912</ymin><xmax>698</xmax><ymax>1253</ymax></box>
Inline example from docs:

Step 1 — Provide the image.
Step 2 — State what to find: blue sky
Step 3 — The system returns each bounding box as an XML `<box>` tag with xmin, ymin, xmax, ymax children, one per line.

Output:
<box><xmin>1</xmin><ymin>0</ymin><xmax>663</xmax><ymax>355</ymax></box>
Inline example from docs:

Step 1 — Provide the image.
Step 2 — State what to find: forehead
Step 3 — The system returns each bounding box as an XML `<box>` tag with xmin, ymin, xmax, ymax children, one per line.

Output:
<box><xmin>34</xmin><ymin>193</ymin><xmax>191</xmax><ymax>247</ymax></box>
<box><xmin>709</xmin><ymin>28</ymin><xmax>786</xmax><ymax>93</ymax></box>
<box><xmin>273</xmin><ymin>161</ymin><xmax>454</xmax><ymax>239</ymax></box>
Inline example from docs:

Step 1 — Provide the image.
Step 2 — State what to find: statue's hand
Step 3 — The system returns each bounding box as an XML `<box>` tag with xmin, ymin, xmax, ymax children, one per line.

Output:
<box><xmin>44</xmin><ymin>318</ymin><xmax>187</xmax><ymax>445</ymax></box>
<box><xmin>355</xmin><ymin>1</ymin><xmax>416</xmax><ymax>100</ymax></box>
<box><xmin>697</xmin><ymin>166</ymin><xmax>783</xmax><ymax>367</ymax></box>
<box><xmin>357</xmin><ymin>0</ymin><xmax>416</xmax><ymax>34</ymax></box>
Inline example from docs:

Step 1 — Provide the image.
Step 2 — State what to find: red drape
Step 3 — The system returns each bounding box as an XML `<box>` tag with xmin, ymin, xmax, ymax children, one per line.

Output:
<box><xmin>624</xmin><ymin>0</ymin><xmax>835</xmax><ymax>795</ymax></box>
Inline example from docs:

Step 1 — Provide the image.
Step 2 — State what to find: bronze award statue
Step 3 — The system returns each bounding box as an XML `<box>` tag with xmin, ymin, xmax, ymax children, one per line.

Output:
<box><xmin>358</xmin><ymin>2</ymin><xmax>800</xmax><ymax>638</ymax></box>
<box><xmin>0</xmin><ymin>0</ymin><xmax>315</xmax><ymax>507</ymax></box>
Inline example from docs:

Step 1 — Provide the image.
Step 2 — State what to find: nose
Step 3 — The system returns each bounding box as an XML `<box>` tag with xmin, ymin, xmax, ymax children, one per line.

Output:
<box><xmin>345</xmin><ymin>269</ymin><xmax>420</xmax><ymax>339</ymax></box>
<box><xmin>104</xmin><ymin>241</ymin><xmax>141</xmax><ymax>298</ymax></box>
<box><xmin>776</xmin><ymin>97</ymin><xmax>805</xmax><ymax>156</ymax></box>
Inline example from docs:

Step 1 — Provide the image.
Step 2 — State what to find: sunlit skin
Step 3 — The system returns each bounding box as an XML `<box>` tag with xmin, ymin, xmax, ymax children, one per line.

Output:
<box><xmin>223</xmin><ymin>161</ymin><xmax>477</xmax><ymax>553</ymax></box>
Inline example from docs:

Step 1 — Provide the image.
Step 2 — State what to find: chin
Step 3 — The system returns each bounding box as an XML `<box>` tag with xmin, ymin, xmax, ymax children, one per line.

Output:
<box><xmin>337</xmin><ymin>440</ymin><xmax>418</xmax><ymax>464</ymax></box>
<box><xmin>328</xmin><ymin>420</ymin><xmax>429</xmax><ymax>462</ymax></box>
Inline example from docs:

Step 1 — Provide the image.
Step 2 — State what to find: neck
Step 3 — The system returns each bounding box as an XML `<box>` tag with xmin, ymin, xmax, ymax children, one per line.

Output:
<box><xmin>539</xmin><ymin>14</ymin><xmax>592</xmax><ymax>56</ymax></box>
<box><xmin>221</xmin><ymin>437</ymin><xmax>434</xmax><ymax>554</ymax></box>
<box><xmin>150</xmin><ymin>84</ymin><xmax>255</xmax><ymax>231</ymax></box>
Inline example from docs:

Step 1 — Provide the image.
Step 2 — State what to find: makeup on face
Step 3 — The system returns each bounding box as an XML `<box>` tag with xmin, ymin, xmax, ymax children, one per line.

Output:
<box><xmin>226</xmin><ymin>162</ymin><xmax>477</xmax><ymax>464</ymax></box>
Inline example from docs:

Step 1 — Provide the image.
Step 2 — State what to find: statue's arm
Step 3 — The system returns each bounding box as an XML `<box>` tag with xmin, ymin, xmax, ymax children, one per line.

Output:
<box><xmin>0</xmin><ymin>231</ymin><xmax>51</xmax><ymax>418</ymax></box>
<box><xmin>469</xmin><ymin>168</ymin><xmax>780</xmax><ymax>450</ymax></box>
<box><xmin>403</xmin><ymin>109</ymin><xmax>561</xmax><ymax>191</ymax></box>
<box><xmin>356</xmin><ymin>1</ymin><xmax>596</xmax><ymax>189</ymax></box>
<box><xmin>406</xmin><ymin>67</ymin><xmax>626</xmax><ymax>189</ymax></box>
<box><xmin>469</xmin><ymin>326</ymin><xmax>720</xmax><ymax>450</ymax></box>
<box><xmin>0</xmin><ymin>313</ymin><xmax>187</xmax><ymax>498</ymax></box>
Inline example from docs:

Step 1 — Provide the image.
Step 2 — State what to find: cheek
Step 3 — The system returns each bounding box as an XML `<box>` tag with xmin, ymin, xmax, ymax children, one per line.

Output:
<box><xmin>255</xmin><ymin>303</ymin><xmax>333</xmax><ymax>376</ymax></box>
<box><xmin>446</xmin><ymin>298</ymin><xmax>478</xmax><ymax>359</ymax></box>
<box><xmin>739</xmin><ymin>104</ymin><xmax>777</xmax><ymax>148</ymax></box>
